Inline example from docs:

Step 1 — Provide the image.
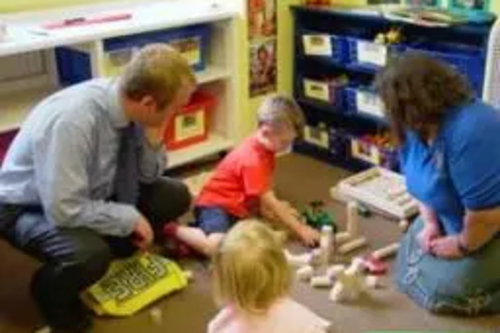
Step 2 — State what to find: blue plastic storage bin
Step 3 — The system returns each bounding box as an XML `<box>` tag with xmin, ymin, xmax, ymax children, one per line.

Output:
<box><xmin>56</xmin><ymin>24</ymin><xmax>210</xmax><ymax>86</ymax></box>
<box><xmin>345</xmin><ymin>85</ymin><xmax>386</xmax><ymax>119</ymax></box>
<box><xmin>294</xmin><ymin>121</ymin><xmax>333</xmax><ymax>163</ymax></box>
<box><xmin>300</xmin><ymin>31</ymin><xmax>347</xmax><ymax>64</ymax></box>
<box><xmin>405</xmin><ymin>42</ymin><xmax>484</xmax><ymax>93</ymax></box>
<box><xmin>300</xmin><ymin>75</ymin><xmax>346</xmax><ymax>112</ymax></box>
<box><xmin>345</xmin><ymin>37</ymin><xmax>405</xmax><ymax>71</ymax></box>
<box><xmin>55</xmin><ymin>47</ymin><xmax>92</xmax><ymax>86</ymax></box>
<box><xmin>103</xmin><ymin>24</ymin><xmax>210</xmax><ymax>74</ymax></box>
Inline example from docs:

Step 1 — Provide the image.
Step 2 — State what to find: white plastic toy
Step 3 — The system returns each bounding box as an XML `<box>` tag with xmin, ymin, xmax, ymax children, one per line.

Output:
<box><xmin>319</xmin><ymin>225</ymin><xmax>334</xmax><ymax>265</ymax></box>
<box><xmin>284</xmin><ymin>249</ymin><xmax>312</xmax><ymax>267</ymax></box>
<box><xmin>326</xmin><ymin>264</ymin><xmax>346</xmax><ymax>279</ymax></box>
<box><xmin>183</xmin><ymin>270</ymin><xmax>194</xmax><ymax>282</ymax></box>
<box><xmin>34</xmin><ymin>327</ymin><xmax>51</xmax><ymax>333</ymax></box>
<box><xmin>371</xmin><ymin>242</ymin><xmax>400</xmax><ymax>260</ymax></box>
<box><xmin>346</xmin><ymin>201</ymin><xmax>359</xmax><ymax>237</ymax></box>
<box><xmin>335</xmin><ymin>167</ymin><xmax>418</xmax><ymax>220</ymax></box>
<box><xmin>335</xmin><ymin>231</ymin><xmax>352</xmax><ymax>244</ymax></box>
<box><xmin>338</xmin><ymin>237</ymin><xmax>367</xmax><ymax>255</ymax></box>
<box><xmin>297</xmin><ymin>265</ymin><xmax>314</xmax><ymax>282</ymax></box>
<box><xmin>150</xmin><ymin>307</ymin><xmax>163</xmax><ymax>325</ymax></box>
<box><xmin>329</xmin><ymin>259</ymin><xmax>367</xmax><ymax>303</ymax></box>
<box><xmin>398</xmin><ymin>219</ymin><xmax>410</xmax><ymax>231</ymax></box>
<box><xmin>365</xmin><ymin>275</ymin><xmax>382</xmax><ymax>289</ymax></box>
<box><xmin>310</xmin><ymin>275</ymin><xmax>333</xmax><ymax>288</ymax></box>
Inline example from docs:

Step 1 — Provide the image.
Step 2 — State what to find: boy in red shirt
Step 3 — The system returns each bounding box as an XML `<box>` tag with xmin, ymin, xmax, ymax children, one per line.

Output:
<box><xmin>165</xmin><ymin>95</ymin><xmax>320</xmax><ymax>256</ymax></box>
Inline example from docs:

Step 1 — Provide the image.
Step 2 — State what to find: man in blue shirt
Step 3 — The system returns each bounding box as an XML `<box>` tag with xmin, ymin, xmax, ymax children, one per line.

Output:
<box><xmin>0</xmin><ymin>44</ymin><xmax>196</xmax><ymax>331</ymax></box>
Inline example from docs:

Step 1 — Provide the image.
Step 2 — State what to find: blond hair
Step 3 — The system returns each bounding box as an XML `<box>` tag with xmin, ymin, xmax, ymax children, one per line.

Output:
<box><xmin>212</xmin><ymin>220</ymin><xmax>291</xmax><ymax>314</ymax></box>
<box><xmin>257</xmin><ymin>94</ymin><xmax>305</xmax><ymax>136</ymax></box>
<box><xmin>120</xmin><ymin>43</ymin><xmax>196</xmax><ymax>109</ymax></box>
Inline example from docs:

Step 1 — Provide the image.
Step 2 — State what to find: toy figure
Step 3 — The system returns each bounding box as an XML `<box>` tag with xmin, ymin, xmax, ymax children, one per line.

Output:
<box><xmin>302</xmin><ymin>200</ymin><xmax>337</xmax><ymax>231</ymax></box>
<box><xmin>375</xmin><ymin>28</ymin><xmax>403</xmax><ymax>45</ymax></box>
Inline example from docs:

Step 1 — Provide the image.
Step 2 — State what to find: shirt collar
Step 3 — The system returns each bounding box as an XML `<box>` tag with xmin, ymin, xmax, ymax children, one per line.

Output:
<box><xmin>107</xmin><ymin>78</ymin><xmax>130</xmax><ymax>129</ymax></box>
<box><xmin>251</xmin><ymin>133</ymin><xmax>275</xmax><ymax>156</ymax></box>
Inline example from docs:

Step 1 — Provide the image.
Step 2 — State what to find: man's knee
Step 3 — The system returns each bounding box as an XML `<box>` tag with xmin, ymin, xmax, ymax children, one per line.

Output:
<box><xmin>160</xmin><ymin>178</ymin><xmax>192</xmax><ymax>213</ymax></box>
<box><xmin>63</xmin><ymin>229</ymin><xmax>112</xmax><ymax>286</ymax></box>
<box><xmin>162</xmin><ymin>179</ymin><xmax>192</xmax><ymax>220</ymax></box>
<box><xmin>174</xmin><ymin>181</ymin><xmax>192</xmax><ymax>214</ymax></box>
<box><xmin>78</xmin><ymin>240</ymin><xmax>111</xmax><ymax>284</ymax></box>
<box><xmin>139</xmin><ymin>178</ymin><xmax>192</xmax><ymax>222</ymax></box>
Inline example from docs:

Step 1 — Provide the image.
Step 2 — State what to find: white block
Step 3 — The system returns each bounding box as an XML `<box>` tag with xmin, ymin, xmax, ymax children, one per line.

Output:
<box><xmin>395</xmin><ymin>193</ymin><xmax>412</xmax><ymax>205</ymax></box>
<box><xmin>335</xmin><ymin>231</ymin><xmax>351</xmax><ymax>244</ymax></box>
<box><xmin>310</xmin><ymin>275</ymin><xmax>333</xmax><ymax>288</ymax></box>
<box><xmin>371</xmin><ymin>242</ymin><xmax>399</xmax><ymax>260</ymax></box>
<box><xmin>348</xmin><ymin>257</ymin><xmax>365</xmax><ymax>274</ymax></box>
<box><xmin>329</xmin><ymin>283</ymin><xmax>346</xmax><ymax>302</ymax></box>
<box><xmin>296</xmin><ymin>265</ymin><xmax>314</xmax><ymax>282</ymax></box>
<box><xmin>312</xmin><ymin>248</ymin><xmax>322</xmax><ymax>258</ymax></box>
<box><xmin>387</xmin><ymin>186</ymin><xmax>406</xmax><ymax>199</ymax></box>
<box><xmin>347</xmin><ymin>202</ymin><xmax>359</xmax><ymax>237</ymax></box>
<box><xmin>284</xmin><ymin>249</ymin><xmax>312</xmax><ymax>267</ymax></box>
<box><xmin>398</xmin><ymin>219</ymin><xmax>410</xmax><ymax>230</ymax></box>
<box><xmin>150</xmin><ymin>307</ymin><xmax>163</xmax><ymax>325</ymax></box>
<box><xmin>338</xmin><ymin>237</ymin><xmax>367</xmax><ymax>255</ymax></box>
<box><xmin>310</xmin><ymin>248</ymin><xmax>324</xmax><ymax>266</ymax></box>
<box><xmin>365</xmin><ymin>275</ymin><xmax>382</xmax><ymax>289</ymax></box>
<box><xmin>326</xmin><ymin>264</ymin><xmax>346</xmax><ymax>279</ymax></box>
<box><xmin>184</xmin><ymin>270</ymin><xmax>194</xmax><ymax>282</ymax></box>
<box><xmin>34</xmin><ymin>327</ymin><xmax>51</xmax><ymax>333</ymax></box>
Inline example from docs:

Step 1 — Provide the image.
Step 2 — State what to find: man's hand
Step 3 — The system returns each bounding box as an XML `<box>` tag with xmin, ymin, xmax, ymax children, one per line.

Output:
<box><xmin>297</xmin><ymin>224</ymin><xmax>320</xmax><ymax>247</ymax></box>
<box><xmin>430</xmin><ymin>235</ymin><xmax>464</xmax><ymax>260</ymax></box>
<box><xmin>132</xmin><ymin>216</ymin><xmax>154</xmax><ymax>250</ymax></box>
<box><xmin>417</xmin><ymin>223</ymin><xmax>442</xmax><ymax>253</ymax></box>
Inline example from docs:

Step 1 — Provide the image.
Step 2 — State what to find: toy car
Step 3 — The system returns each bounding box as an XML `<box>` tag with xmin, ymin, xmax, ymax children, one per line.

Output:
<box><xmin>302</xmin><ymin>200</ymin><xmax>337</xmax><ymax>231</ymax></box>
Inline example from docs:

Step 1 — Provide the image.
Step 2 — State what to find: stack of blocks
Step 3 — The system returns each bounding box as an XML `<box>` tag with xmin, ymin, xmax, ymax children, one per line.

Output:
<box><xmin>285</xmin><ymin>201</ymin><xmax>400</xmax><ymax>303</ymax></box>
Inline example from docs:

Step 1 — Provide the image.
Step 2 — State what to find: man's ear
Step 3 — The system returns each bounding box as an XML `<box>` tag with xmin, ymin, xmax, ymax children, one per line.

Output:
<box><xmin>139</xmin><ymin>95</ymin><xmax>158</xmax><ymax>112</ymax></box>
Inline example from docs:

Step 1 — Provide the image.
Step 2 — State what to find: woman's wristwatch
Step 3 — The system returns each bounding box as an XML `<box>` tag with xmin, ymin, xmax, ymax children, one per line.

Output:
<box><xmin>456</xmin><ymin>234</ymin><xmax>470</xmax><ymax>256</ymax></box>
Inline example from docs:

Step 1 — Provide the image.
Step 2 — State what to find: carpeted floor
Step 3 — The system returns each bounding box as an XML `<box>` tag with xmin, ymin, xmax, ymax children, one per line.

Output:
<box><xmin>0</xmin><ymin>154</ymin><xmax>499</xmax><ymax>333</ymax></box>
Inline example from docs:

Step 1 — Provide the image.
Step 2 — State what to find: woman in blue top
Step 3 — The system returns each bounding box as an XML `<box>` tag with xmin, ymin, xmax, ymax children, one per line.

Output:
<box><xmin>375</xmin><ymin>53</ymin><xmax>500</xmax><ymax>315</ymax></box>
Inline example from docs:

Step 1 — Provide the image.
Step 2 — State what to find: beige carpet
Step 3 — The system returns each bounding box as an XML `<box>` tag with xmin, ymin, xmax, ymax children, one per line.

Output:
<box><xmin>0</xmin><ymin>154</ymin><xmax>499</xmax><ymax>332</ymax></box>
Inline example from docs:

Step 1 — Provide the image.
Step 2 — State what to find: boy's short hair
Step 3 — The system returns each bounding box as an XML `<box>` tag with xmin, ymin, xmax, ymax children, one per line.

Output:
<box><xmin>120</xmin><ymin>43</ymin><xmax>196</xmax><ymax>109</ymax></box>
<box><xmin>257</xmin><ymin>94</ymin><xmax>305</xmax><ymax>136</ymax></box>
<box><xmin>212</xmin><ymin>220</ymin><xmax>291</xmax><ymax>313</ymax></box>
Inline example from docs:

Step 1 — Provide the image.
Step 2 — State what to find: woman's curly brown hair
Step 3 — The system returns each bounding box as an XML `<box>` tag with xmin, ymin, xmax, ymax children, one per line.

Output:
<box><xmin>374</xmin><ymin>52</ymin><xmax>474</xmax><ymax>145</ymax></box>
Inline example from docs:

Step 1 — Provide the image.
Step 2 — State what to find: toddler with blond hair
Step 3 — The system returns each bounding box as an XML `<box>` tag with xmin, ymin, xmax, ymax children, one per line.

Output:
<box><xmin>208</xmin><ymin>220</ymin><xmax>331</xmax><ymax>333</ymax></box>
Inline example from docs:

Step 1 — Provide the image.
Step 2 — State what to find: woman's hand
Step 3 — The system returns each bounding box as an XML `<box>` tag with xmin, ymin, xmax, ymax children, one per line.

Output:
<box><xmin>429</xmin><ymin>235</ymin><xmax>464</xmax><ymax>260</ymax></box>
<box><xmin>417</xmin><ymin>222</ymin><xmax>442</xmax><ymax>253</ymax></box>
<box><xmin>416</xmin><ymin>201</ymin><xmax>442</xmax><ymax>253</ymax></box>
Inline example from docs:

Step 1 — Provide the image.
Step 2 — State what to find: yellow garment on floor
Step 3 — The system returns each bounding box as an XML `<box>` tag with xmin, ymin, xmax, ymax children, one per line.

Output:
<box><xmin>81</xmin><ymin>252</ymin><xmax>188</xmax><ymax>317</ymax></box>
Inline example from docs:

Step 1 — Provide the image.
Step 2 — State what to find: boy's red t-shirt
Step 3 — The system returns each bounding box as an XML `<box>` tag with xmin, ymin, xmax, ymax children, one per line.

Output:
<box><xmin>195</xmin><ymin>134</ymin><xmax>276</xmax><ymax>218</ymax></box>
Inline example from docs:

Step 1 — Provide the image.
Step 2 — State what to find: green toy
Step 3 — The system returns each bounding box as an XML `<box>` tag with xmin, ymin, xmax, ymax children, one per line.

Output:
<box><xmin>302</xmin><ymin>200</ymin><xmax>337</xmax><ymax>232</ymax></box>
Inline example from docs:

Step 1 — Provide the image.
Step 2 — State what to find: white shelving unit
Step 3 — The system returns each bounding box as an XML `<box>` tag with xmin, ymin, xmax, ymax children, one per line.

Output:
<box><xmin>0</xmin><ymin>0</ymin><xmax>239</xmax><ymax>169</ymax></box>
<box><xmin>168</xmin><ymin>133</ymin><xmax>233</xmax><ymax>169</ymax></box>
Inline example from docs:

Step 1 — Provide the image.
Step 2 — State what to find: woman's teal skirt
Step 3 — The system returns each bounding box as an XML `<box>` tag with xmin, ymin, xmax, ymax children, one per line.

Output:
<box><xmin>395</xmin><ymin>217</ymin><xmax>500</xmax><ymax>315</ymax></box>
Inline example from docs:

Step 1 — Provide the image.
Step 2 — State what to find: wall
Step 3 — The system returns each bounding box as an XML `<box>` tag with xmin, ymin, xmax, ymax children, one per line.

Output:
<box><xmin>493</xmin><ymin>2</ymin><xmax>500</xmax><ymax>13</ymax></box>
<box><xmin>240</xmin><ymin>0</ymin><xmax>303</xmax><ymax>138</ymax></box>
